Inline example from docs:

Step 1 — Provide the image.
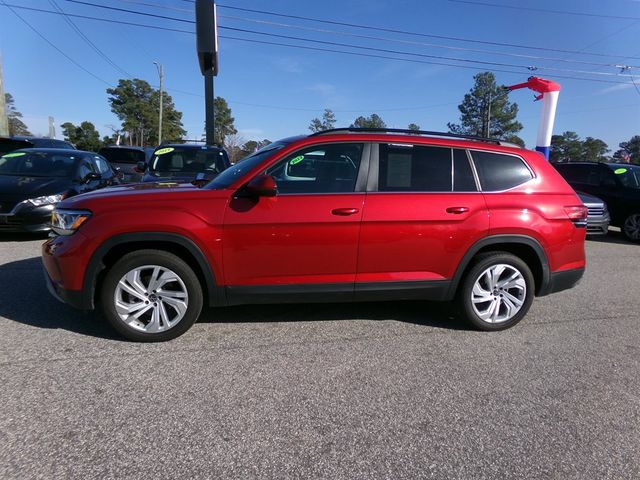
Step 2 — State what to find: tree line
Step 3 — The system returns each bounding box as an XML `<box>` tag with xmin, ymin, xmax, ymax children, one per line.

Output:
<box><xmin>5</xmin><ymin>71</ymin><xmax>639</xmax><ymax>164</ymax></box>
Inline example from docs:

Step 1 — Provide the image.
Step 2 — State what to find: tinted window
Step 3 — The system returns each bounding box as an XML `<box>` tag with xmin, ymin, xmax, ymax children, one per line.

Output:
<box><xmin>554</xmin><ymin>164</ymin><xmax>595</xmax><ymax>184</ymax></box>
<box><xmin>93</xmin><ymin>156</ymin><xmax>112</xmax><ymax>175</ymax></box>
<box><xmin>151</xmin><ymin>147</ymin><xmax>228</xmax><ymax>174</ymax></box>
<box><xmin>0</xmin><ymin>139</ymin><xmax>31</xmax><ymax>155</ymax></box>
<box><xmin>207</xmin><ymin>143</ymin><xmax>287</xmax><ymax>189</ymax></box>
<box><xmin>608</xmin><ymin>164</ymin><xmax>640</xmax><ymax>189</ymax></box>
<box><xmin>0</xmin><ymin>150</ymin><xmax>79</xmax><ymax>177</ymax></box>
<box><xmin>453</xmin><ymin>149</ymin><xmax>477</xmax><ymax>192</ymax></box>
<box><xmin>471</xmin><ymin>151</ymin><xmax>533</xmax><ymax>191</ymax></box>
<box><xmin>266</xmin><ymin>143</ymin><xmax>363</xmax><ymax>194</ymax></box>
<box><xmin>99</xmin><ymin>148</ymin><xmax>145</xmax><ymax>165</ymax></box>
<box><xmin>379</xmin><ymin>144</ymin><xmax>451</xmax><ymax>192</ymax></box>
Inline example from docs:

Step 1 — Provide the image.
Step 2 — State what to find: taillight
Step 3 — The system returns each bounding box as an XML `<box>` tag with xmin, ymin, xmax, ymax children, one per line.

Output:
<box><xmin>564</xmin><ymin>205</ymin><xmax>588</xmax><ymax>228</ymax></box>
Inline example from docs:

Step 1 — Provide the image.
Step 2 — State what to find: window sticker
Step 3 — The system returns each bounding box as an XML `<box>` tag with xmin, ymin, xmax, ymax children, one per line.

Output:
<box><xmin>2</xmin><ymin>152</ymin><xmax>26</xmax><ymax>158</ymax></box>
<box><xmin>290</xmin><ymin>155</ymin><xmax>305</xmax><ymax>165</ymax></box>
<box><xmin>155</xmin><ymin>147</ymin><xmax>175</xmax><ymax>155</ymax></box>
<box><xmin>614</xmin><ymin>168</ymin><xmax>627</xmax><ymax>175</ymax></box>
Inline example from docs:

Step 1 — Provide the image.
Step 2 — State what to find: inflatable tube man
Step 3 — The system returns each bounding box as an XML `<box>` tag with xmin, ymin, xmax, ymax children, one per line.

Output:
<box><xmin>507</xmin><ymin>77</ymin><xmax>561</xmax><ymax>160</ymax></box>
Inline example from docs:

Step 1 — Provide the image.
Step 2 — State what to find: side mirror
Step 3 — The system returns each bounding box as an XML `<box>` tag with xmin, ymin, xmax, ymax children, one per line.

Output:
<box><xmin>246</xmin><ymin>174</ymin><xmax>277</xmax><ymax>197</ymax></box>
<box><xmin>134</xmin><ymin>161</ymin><xmax>148</xmax><ymax>173</ymax></box>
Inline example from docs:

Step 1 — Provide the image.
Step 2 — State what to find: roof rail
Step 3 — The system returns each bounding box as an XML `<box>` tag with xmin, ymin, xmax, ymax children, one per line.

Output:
<box><xmin>309</xmin><ymin>127</ymin><xmax>516</xmax><ymax>146</ymax></box>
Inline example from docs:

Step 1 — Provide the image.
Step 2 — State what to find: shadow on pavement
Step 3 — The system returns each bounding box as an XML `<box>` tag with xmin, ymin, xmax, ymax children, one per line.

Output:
<box><xmin>0</xmin><ymin>257</ymin><xmax>468</xmax><ymax>340</ymax></box>
<box><xmin>587</xmin><ymin>229</ymin><xmax>637</xmax><ymax>246</ymax></box>
<box><xmin>0</xmin><ymin>257</ymin><xmax>121</xmax><ymax>340</ymax></box>
<box><xmin>0</xmin><ymin>232</ymin><xmax>50</xmax><ymax>243</ymax></box>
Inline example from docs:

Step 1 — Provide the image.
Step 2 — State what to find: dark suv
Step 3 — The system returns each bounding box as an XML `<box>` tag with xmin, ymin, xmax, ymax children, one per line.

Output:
<box><xmin>138</xmin><ymin>144</ymin><xmax>230</xmax><ymax>183</ymax></box>
<box><xmin>43</xmin><ymin>128</ymin><xmax>587</xmax><ymax>341</ymax></box>
<box><xmin>553</xmin><ymin>162</ymin><xmax>640</xmax><ymax>241</ymax></box>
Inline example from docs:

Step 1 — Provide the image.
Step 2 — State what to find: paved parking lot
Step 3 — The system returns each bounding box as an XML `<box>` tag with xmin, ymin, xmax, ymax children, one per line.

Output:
<box><xmin>0</xmin><ymin>232</ymin><xmax>639</xmax><ymax>479</ymax></box>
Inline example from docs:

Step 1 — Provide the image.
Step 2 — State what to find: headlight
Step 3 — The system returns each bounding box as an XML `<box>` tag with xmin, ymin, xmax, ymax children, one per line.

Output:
<box><xmin>27</xmin><ymin>194</ymin><xmax>65</xmax><ymax>206</ymax></box>
<box><xmin>51</xmin><ymin>209</ymin><xmax>92</xmax><ymax>236</ymax></box>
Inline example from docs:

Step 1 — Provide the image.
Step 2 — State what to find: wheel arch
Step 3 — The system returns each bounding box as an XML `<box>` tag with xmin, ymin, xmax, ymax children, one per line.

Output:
<box><xmin>84</xmin><ymin>232</ymin><xmax>225</xmax><ymax>310</ymax></box>
<box><xmin>447</xmin><ymin>235</ymin><xmax>551</xmax><ymax>300</ymax></box>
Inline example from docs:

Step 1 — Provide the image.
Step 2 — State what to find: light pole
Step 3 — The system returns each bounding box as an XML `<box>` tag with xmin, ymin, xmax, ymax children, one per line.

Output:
<box><xmin>154</xmin><ymin>61</ymin><xmax>164</xmax><ymax>145</ymax></box>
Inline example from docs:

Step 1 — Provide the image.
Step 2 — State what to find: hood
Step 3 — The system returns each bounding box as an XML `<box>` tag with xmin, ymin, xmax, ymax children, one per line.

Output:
<box><xmin>58</xmin><ymin>181</ymin><xmax>207</xmax><ymax>209</ymax></box>
<box><xmin>0</xmin><ymin>174</ymin><xmax>71</xmax><ymax>199</ymax></box>
<box><xmin>143</xmin><ymin>171</ymin><xmax>218</xmax><ymax>183</ymax></box>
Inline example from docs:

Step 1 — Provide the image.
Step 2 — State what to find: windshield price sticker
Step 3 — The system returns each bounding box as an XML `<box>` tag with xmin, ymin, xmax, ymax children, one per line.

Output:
<box><xmin>290</xmin><ymin>155</ymin><xmax>305</xmax><ymax>165</ymax></box>
<box><xmin>614</xmin><ymin>168</ymin><xmax>627</xmax><ymax>175</ymax></box>
<box><xmin>155</xmin><ymin>147</ymin><xmax>175</xmax><ymax>155</ymax></box>
<box><xmin>2</xmin><ymin>152</ymin><xmax>26</xmax><ymax>158</ymax></box>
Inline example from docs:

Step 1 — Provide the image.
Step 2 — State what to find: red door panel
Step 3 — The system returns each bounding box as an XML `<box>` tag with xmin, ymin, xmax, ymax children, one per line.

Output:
<box><xmin>356</xmin><ymin>193</ymin><xmax>489</xmax><ymax>282</ymax></box>
<box><xmin>223</xmin><ymin>194</ymin><xmax>364</xmax><ymax>286</ymax></box>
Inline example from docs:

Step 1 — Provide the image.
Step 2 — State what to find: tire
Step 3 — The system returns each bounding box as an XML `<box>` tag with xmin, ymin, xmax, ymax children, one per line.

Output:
<box><xmin>457</xmin><ymin>252</ymin><xmax>534</xmax><ymax>331</ymax></box>
<box><xmin>622</xmin><ymin>213</ymin><xmax>640</xmax><ymax>242</ymax></box>
<box><xmin>100</xmin><ymin>249</ymin><xmax>203</xmax><ymax>342</ymax></box>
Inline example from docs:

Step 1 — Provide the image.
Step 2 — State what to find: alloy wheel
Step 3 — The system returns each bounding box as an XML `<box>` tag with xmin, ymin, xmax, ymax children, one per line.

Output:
<box><xmin>623</xmin><ymin>214</ymin><xmax>640</xmax><ymax>241</ymax></box>
<box><xmin>114</xmin><ymin>265</ymin><xmax>189</xmax><ymax>333</ymax></box>
<box><xmin>470</xmin><ymin>264</ymin><xmax>526</xmax><ymax>324</ymax></box>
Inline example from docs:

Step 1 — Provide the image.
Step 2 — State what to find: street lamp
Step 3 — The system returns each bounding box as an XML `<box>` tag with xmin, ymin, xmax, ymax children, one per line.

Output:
<box><xmin>153</xmin><ymin>61</ymin><xmax>164</xmax><ymax>145</ymax></box>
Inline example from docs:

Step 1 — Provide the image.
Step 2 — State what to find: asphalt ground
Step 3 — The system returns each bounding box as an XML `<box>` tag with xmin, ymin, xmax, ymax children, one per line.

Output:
<box><xmin>0</xmin><ymin>231</ymin><xmax>639</xmax><ymax>479</ymax></box>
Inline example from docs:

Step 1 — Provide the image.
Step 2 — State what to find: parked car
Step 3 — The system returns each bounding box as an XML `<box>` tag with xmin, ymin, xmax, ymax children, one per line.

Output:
<box><xmin>43</xmin><ymin>128</ymin><xmax>587</xmax><ymax>341</ymax></box>
<box><xmin>553</xmin><ymin>162</ymin><xmax>640</xmax><ymax>241</ymax></box>
<box><xmin>98</xmin><ymin>146</ymin><xmax>152</xmax><ymax>183</ymax></box>
<box><xmin>0</xmin><ymin>136</ymin><xmax>75</xmax><ymax>155</ymax></box>
<box><xmin>0</xmin><ymin>148</ymin><xmax>120</xmax><ymax>232</ymax></box>
<box><xmin>138</xmin><ymin>144</ymin><xmax>230</xmax><ymax>183</ymax></box>
<box><xmin>576</xmin><ymin>191</ymin><xmax>610</xmax><ymax>236</ymax></box>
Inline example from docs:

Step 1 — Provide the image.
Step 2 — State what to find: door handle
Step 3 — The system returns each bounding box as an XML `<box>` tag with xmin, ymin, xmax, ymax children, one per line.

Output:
<box><xmin>446</xmin><ymin>206</ymin><xmax>469</xmax><ymax>214</ymax></box>
<box><xmin>332</xmin><ymin>208</ymin><xmax>360</xmax><ymax>216</ymax></box>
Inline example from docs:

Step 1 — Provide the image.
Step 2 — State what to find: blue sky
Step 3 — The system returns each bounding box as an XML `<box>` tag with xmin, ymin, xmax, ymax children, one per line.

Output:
<box><xmin>1</xmin><ymin>0</ymin><xmax>639</xmax><ymax>151</ymax></box>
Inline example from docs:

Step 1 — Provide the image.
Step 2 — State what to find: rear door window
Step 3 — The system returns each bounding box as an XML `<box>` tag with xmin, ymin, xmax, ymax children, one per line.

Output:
<box><xmin>453</xmin><ymin>149</ymin><xmax>478</xmax><ymax>192</ymax></box>
<box><xmin>378</xmin><ymin>144</ymin><xmax>452</xmax><ymax>192</ymax></box>
<box><xmin>470</xmin><ymin>151</ymin><xmax>533</xmax><ymax>191</ymax></box>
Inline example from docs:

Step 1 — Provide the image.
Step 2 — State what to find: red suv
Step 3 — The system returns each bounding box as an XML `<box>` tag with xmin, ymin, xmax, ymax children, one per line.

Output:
<box><xmin>42</xmin><ymin>129</ymin><xmax>587</xmax><ymax>341</ymax></box>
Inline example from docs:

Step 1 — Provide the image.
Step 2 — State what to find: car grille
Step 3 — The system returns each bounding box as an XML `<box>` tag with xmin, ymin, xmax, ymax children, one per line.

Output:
<box><xmin>587</xmin><ymin>206</ymin><xmax>605</xmax><ymax>216</ymax></box>
<box><xmin>0</xmin><ymin>215</ymin><xmax>22</xmax><ymax>230</ymax></box>
<box><xmin>0</xmin><ymin>202</ymin><xmax>18</xmax><ymax>214</ymax></box>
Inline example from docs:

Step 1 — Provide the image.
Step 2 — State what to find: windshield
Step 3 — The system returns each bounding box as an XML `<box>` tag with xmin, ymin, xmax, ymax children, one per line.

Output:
<box><xmin>0</xmin><ymin>150</ymin><xmax>80</xmax><ymax>177</ymax></box>
<box><xmin>0</xmin><ymin>139</ymin><xmax>31</xmax><ymax>155</ymax></box>
<box><xmin>150</xmin><ymin>147</ymin><xmax>228</xmax><ymax>174</ymax></box>
<box><xmin>609</xmin><ymin>165</ymin><xmax>640</xmax><ymax>189</ymax></box>
<box><xmin>207</xmin><ymin>143</ymin><xmax>286</xmax><ymax>189</ymax></box>
<box><xmin>99</xmin><ymin>148</ymin><xmax>145</xmax><ymax>165</ymax></box>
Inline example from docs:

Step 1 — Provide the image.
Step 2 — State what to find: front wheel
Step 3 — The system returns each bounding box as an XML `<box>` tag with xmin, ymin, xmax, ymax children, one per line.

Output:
<box><xmin>622</xmin><ymin>213</ymin><xmax>640</xmax><ymax>242</ymax></box>
<box><xmin>100</xmin><ymin>250</ymin><xmax>203</xmax><ymax>342</ymax></box>
<box><xmin>458</xmin><ymin>252</ymin><xmax>534</xmax><ymax>331</ymax></box>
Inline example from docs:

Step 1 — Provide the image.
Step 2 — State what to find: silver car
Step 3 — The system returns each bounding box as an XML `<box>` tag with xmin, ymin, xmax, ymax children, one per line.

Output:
<box><xmin>578</xmin><ymin>191</ymin><xmax>610</xmax><ymax>236</ymax></box>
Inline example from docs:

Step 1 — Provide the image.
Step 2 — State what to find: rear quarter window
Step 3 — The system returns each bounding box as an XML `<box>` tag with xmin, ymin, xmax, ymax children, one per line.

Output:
<box><xmin>471</xmin><ymin>151</ymin><xmax>533</xmax><ymax>191</ymax></box>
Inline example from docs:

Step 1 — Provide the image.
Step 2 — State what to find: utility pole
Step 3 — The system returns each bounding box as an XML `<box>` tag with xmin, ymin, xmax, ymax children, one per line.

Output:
<box><xmin>0</xmin><ymin>51</ymin><xmax>9</xmax><ymax>136</ymax></box>
<box><xmin>196</xmin><ymin>0</ymin><xmax>219</xmax><ymax>146</ymax></box>
<box><xmin>485</xmin><ymin>91</ymin><xmax>492</xmax><ymax>138</ymax></box>
<box><xmin>154</xmin><ymin>61</ymin><xmax>164</xmax><ymax>145</ymax></box>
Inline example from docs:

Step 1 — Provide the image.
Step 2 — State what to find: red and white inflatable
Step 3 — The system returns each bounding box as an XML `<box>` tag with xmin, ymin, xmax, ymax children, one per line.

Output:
<box><xmin>507</xmin><ymin>77</ymin><xmax>561</xmax><ymax>160</ymax></box>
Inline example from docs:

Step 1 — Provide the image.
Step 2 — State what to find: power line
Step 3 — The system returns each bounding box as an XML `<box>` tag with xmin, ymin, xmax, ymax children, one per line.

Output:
<box><xmin>221</xmin><ymin>35</ymin><xmax>636</xmax><ymax>86</ymax></box>
<box><xmin>212</xmin><ymin>3</ymin><xmax>640</xmax><ymax>61</ymax></box>
<box><xmin>8</xmin><ymin>3</ymin><xmax>639</xmax><ymax>87</ymax></box>
<box><xmin>218</xmin><ymin>14</ymin><xmax>640</xmax><ymax>69</ymax></box>
<box><xmin>60</xmin><ymin>0</ymin><xmax>640</xmax><ymax>68</ymax></box>
<box><xmin>447</xmin><ymin>0</ymin><xmax>640</xmax><ymax>21</ymax></box>
<box><xmin>0</xmin><ymin>1</ymin><xmax>112</xmax><ymax>86</ymax></box>
<box><xmin>58</xmin><ymin>1</ymin><xmax>639</xmax><ymax>78</ymax></box>
<box><xmin>48</xmin><ymin>0</ymin><xmax>133</xmax><ymax>78</ymax></box>
<box><xmin>220</xmin><ymin>25</ymin><xmax>638</xmax><ymax>79</ymax></box>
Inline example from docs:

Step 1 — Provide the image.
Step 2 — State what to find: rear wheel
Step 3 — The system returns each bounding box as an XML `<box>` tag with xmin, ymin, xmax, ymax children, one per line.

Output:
<box><xmin>622</xmin><ymin>213</ymin><xmax>640</xmax><ymax>242</ymax></box>
<box><xmin>458</xmin><ymin>252</ymin><xmax>534</xmax><ymax>331</ymax></box>
<box><xmin>100</xmin><ymin>250</ymin><xmax>203</xmax><ymax>342</ymax></box>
